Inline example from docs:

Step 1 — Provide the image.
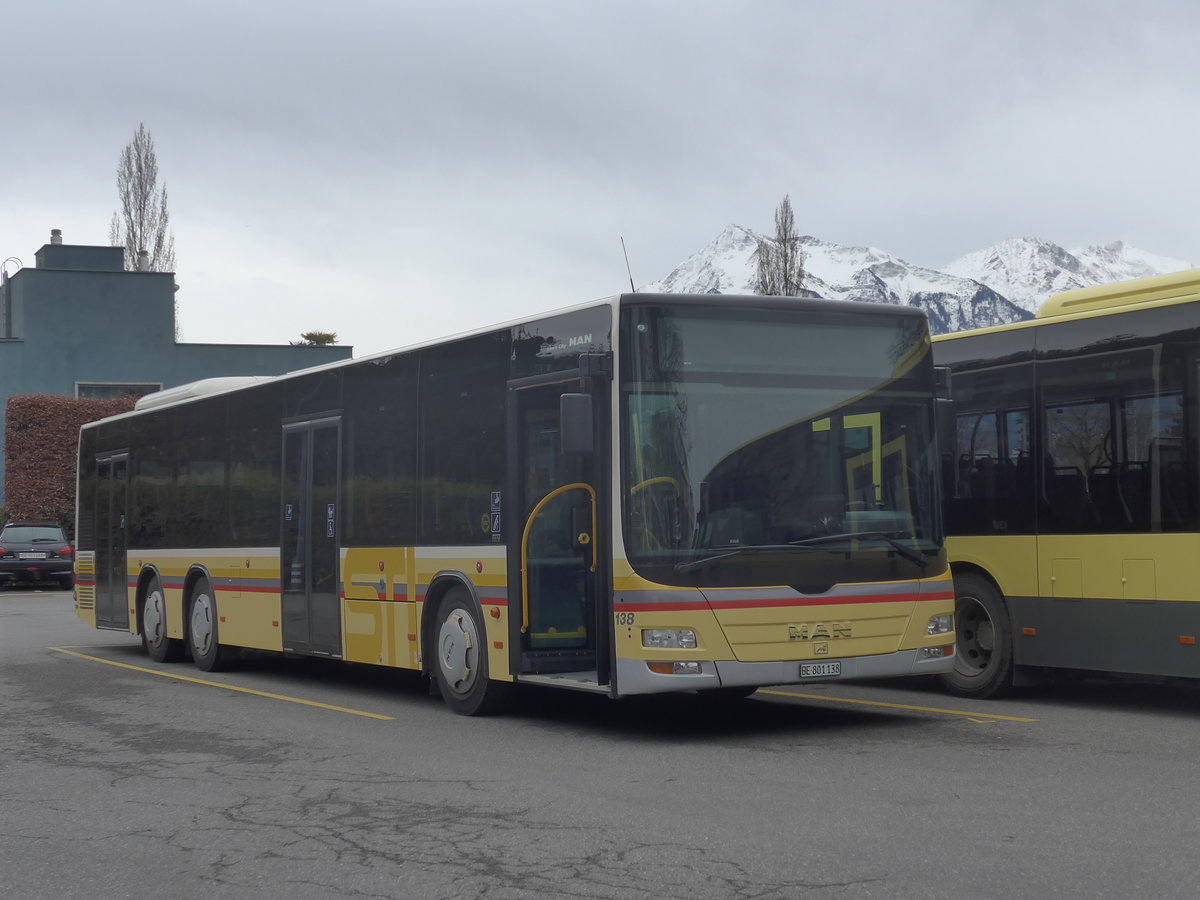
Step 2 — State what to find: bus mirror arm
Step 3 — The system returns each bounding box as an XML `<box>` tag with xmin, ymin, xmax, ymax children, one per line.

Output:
<box><xmin>934</xmin><ymin>365</ymin><xmax>952</xmax><ymax>400</ymax></box>
<box><xmin>936</xmin><ymin>397</ymin><xmax>955</xmax><ymax>473</ymax></box>
<box><xmin>934</xmin><ymin>368</ymin><xmax>955</xmax><ymax>470</ymax></box>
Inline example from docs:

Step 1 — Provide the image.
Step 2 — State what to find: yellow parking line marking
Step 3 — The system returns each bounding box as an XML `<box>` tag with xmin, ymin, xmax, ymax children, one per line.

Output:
<box><xmin>758</xmin><ymin>688</ymin><xmax>1038</xmax><ymax>723</ymax></box>
<box><xmin>50</xmin><ymin>647</ymin><xmax>395</xmax><ymax>720</ymax></box>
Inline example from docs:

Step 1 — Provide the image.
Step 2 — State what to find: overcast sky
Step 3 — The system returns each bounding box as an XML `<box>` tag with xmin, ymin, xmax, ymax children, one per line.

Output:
<box><xmin>3</xmin><ymin>0</ymin><xmax>1198</xmax><ymax>356</ymax></box>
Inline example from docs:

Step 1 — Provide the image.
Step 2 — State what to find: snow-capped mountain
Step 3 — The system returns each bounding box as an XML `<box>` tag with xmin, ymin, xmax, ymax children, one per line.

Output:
<box><xmin>943</xmin><ymin>238</ymin><xmax>1194</xmax><ymax>314</ymax></box>
<box><xmin>643</xmin><ymin>226</ymin><xmax>1193</xmax><ymax>334</ymax></box>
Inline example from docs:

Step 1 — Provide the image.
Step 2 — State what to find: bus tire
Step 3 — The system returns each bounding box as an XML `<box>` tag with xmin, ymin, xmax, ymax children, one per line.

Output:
<box><xmin>940</xmin><ymin>572</ymin><xmax>1013</xmax><ymax>699</ymax></box>
<box><xmin>142</xmin><ymin>575</ymin><xmax>185</xmax><ymax>663</ymax></box>
<box><xmin>187</xmin><ymin>576</ymin><xmax>234</xmax><ymax>673</ymax></box>
<box><xmin>431</xmin><ymin>586</ymin><xmax>512</xmax><ymax>716</ymax></box>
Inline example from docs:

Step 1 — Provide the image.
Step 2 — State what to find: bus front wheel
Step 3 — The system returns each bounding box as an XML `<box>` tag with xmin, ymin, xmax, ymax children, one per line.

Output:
<box><xmin>940</xmin><ymin>573</ymin><xmax>1014</xmax><ymax>699</ymax></box>
<box><xmin>142</xmin><ymin>576</ymin><xmax>185</xmax><ymax>663</ymax></box>
<box><xmin>431</xmin><ymin>586</ymin><xmax>512</xmax><ymax>716</ymax></box>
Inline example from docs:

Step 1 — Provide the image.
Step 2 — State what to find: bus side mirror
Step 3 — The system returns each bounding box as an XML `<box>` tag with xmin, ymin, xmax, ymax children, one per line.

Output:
<box><xmin>560</xmin><ymin>393</ymin><xmax>594</xmax><ymax>455</ymax></box>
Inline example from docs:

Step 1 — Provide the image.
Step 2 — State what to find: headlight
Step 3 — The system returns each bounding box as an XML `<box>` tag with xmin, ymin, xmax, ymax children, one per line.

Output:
<box><xmin>927</xmin><ymin>614</ymin><xmax>953</xmax><ymax>636</ymax></box>
<box><xmin>641</xmin><ymin>628</ymin><xmax>697</xmax><ymax>649</ymax></box>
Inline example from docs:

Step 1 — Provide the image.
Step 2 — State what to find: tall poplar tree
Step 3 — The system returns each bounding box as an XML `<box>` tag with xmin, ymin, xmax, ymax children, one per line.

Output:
<box><xmin>108</xmin><ymin>123</ymin><xmax>176</xmax><ymax>273</ymax></box>
<box><xmin>755</xmin><ymin>194</ymin><xmax>806</xmax><ymax>297</ymax></box>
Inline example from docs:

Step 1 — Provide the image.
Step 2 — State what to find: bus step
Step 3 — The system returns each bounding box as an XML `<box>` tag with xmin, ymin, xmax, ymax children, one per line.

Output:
<box><xmin>518</xmin><ymin>670</ymin><xmax>608</xmax><ymax>694</ymax></box>
<box><xmin>521</xmin><ymin>649</ymin><xmax>597</xmax><ymax>675</ymax></box>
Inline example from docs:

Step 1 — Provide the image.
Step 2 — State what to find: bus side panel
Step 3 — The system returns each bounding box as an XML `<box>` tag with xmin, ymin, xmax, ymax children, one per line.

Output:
<box><xmin>1009</xmin><ymin>533</ymin><xmax>1200</xmax><ymax>677</ymax></box>
<box><xmin>415</xmin><ymin>548</ymin><xmax>514</xmax><ymax>683</ymax></box>
<box><xmin>133</xmin><ymin>550</ymin><xmax>283</xmax><ymax>652</ymax></box>
<box><xmin>341</xmin><ymin>546</ymin><xmax>420</xmax><ymax>669</ymax></box>
<box><xmin>1034</xmin><ymin>534</ymin><xmax>1200</xmax><ymax>603</ymax></box>
<box><xmin>1009</xmin><ymin>594</ymin><xmax>1200</xmax><ymax>678</ymax></box>
<box><xmin>946</xmin><ymin>535</ymin><xmax>1039</xmax><ymax>601</ymax></box>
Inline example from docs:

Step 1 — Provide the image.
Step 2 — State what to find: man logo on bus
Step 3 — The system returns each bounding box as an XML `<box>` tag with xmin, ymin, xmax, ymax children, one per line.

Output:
<box><xmin>788</xmin><ymin>622</ymin><xmax>852</xmax><ymax>641</ymax></box>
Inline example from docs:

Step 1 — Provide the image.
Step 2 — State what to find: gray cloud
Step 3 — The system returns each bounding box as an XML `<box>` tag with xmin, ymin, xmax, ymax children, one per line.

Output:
<box><xmin>3</xmin><ymin>0</ymin><xmax>1198</xmax><ymax>355</ymax></box>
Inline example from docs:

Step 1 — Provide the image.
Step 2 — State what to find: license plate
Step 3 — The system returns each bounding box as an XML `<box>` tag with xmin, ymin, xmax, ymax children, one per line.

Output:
<box><xmin>19</xmin><ymin>552</ymin><xmax>47</xmax><ymax>560</ymax></box>
<box><xmin>800</xmin><ymin>661</ymin><xmax>842</xmax><ymax>678</ymax></box>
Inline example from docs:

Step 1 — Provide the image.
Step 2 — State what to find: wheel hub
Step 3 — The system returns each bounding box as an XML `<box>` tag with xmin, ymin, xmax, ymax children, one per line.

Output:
<box><xmin>438</xmin><ymin>609</ymin><xmax>477</xmax><ymax>695</ymax></box>
<box><xmin>144</xmin><ymin>591</ymin><xmax>165</xmax><ymax>642</ymax></box>
<box><xmin>190</xmin><ymin>593</ymin><xmax>215</xmax><ymax>656</ymax></box>
<box><xmin>957</xmin><ymin>596</ymin><xmax>994</xmax><ymax>676</ymax></box>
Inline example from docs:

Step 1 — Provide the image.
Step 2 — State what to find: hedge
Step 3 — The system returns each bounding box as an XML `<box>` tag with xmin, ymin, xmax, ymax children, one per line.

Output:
<box><xmin>4</xmin><ymin>395</ymin><xmax>137</xmax><ymax>532</ymax></box>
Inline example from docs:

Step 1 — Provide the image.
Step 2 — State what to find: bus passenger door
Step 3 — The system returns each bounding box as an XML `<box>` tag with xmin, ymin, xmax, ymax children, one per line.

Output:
<box><xmin>508</xmin><ymin>373</ymin><xmax>609</xmax><ymax>681</ymax></box>
<box><xmin>281</xmin><ymin>418</ymin><xmax>342</xmax><ymax>657</ymax></box>
<box><xmin>94</xmin><ymin>452</ymin><xmax>130</xmax><ymax>630</ymax></box>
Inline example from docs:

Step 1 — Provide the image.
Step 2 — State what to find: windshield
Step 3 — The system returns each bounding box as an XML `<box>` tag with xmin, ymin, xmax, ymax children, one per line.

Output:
<box><xmin>0</xmin><ymin>526</ymin><xmax>66</xmax><ymax>543</ymax></box>
<box><xmin>620</xmin><ymin>301</ymin><xmax>944</xmax><ymax>589</ymax></box>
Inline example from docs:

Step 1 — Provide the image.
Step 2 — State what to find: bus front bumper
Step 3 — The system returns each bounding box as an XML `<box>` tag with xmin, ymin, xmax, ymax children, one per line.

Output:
<box><xmin>615</xmin><ymin>646</ymin><xmax>955</xmax><ymax>696</ymax></box>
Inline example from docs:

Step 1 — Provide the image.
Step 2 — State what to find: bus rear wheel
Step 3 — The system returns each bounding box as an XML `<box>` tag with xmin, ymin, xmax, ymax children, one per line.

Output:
<box><xmin>431</xmin><ymin>586</ymin><xmax>512</xmax><ymax>716</ymax></box>
<box><xmin>940</xmin><ymin>573</ymin><xmax>1013</xmax><ymax>699</ymax></box>
<box><xmin>188</xmin><ymin>577</ymin><xmax>235</xmax><ymax>672</ymax></box>
<box><xmin>142</xmin><ymin>576</ymin><xmax>185</xmax><ymax>663</ymax></box>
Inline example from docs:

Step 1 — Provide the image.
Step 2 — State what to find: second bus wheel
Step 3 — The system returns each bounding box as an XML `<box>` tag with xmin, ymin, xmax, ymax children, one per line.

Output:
<box><xmin>939</xmin><ymin>572</ymin><xmax>1014</xmax><ymax>699</ymax></box>
<box><xmin>142</xmin><ymin>575</ymin><xmax>185</xmax><ymax>663</ymax></box>
<box><xmin>431</xmin><ymin>586</ymin><xmax>512</xmax><ymax>716</ymax></box>
<box><xmin>187</xmin><ymin>576</ymin><xmax>236</xmax><ymax>672</ymax></box>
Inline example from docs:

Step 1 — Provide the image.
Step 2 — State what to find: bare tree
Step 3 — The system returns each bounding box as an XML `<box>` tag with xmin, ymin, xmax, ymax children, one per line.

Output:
<box><xmin>755</xmin><ymin>194</ymin><xmax>806</xmax><ymax>296</ymax></box>
<box><xmin>108</xmin><ymin>123</ymin><xmax>176</xmax><ymax>273</ymax></box>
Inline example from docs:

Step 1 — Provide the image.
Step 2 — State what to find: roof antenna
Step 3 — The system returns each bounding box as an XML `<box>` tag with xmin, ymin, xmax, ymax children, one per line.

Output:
<box><xmin>620</xmin><ymin>236</ymin><xmax>637</xmax><ymax>292</ymax></box>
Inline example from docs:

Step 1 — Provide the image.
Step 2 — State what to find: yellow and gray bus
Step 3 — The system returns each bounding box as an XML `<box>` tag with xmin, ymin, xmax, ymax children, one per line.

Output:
<box><xmin>75</xmin><ymin>292</ymin><xmax>955</xmax><ymax>714</ymax></box>
<box><xmin>936</xmin><ymin>268</ymin><xmax>1200</xmax><ymax>697</ymax></box>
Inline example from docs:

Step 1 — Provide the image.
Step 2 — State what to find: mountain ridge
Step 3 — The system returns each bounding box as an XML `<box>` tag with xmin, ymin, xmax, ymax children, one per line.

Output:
<box><xmin>642</xmin><ymin>226</ymin><xmax>1194</xmax><ymax>334</ymax></box>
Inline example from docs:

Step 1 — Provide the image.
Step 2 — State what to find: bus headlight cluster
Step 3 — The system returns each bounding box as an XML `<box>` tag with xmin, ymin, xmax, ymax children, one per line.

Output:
<box><xmin>642</xmin><ymin>628</ymin><xmax>697</xmax><ymax>650</ymax></box>
<box><xmin>927</xmin><ymin>614</ymin><xmax>953</xmax><ymax>636</ymax></box>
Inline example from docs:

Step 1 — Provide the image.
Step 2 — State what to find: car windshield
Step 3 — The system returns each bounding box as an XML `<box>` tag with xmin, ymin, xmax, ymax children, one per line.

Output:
<box><xmin>620</xmin><ymin>301</ymin><xmax>944</xmax><ymax>589</ymax></box>
<box><xmin>1</xmin><ymin>526</ymin><xmax>66</xmax><ymax>543</ymax></box>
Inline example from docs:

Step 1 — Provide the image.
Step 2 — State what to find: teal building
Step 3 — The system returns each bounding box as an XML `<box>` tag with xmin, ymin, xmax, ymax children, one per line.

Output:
<box><xmin>0</xmin><ymin>230</ymin><xmax>352</xmax><ymax>504</ymax></box>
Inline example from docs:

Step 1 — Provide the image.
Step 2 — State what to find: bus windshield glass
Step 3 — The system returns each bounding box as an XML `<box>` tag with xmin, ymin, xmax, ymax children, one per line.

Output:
<box><xmin>620</xmin><ymin>302</ymin><xmax>944</xmax><ymax>589</ymax></box>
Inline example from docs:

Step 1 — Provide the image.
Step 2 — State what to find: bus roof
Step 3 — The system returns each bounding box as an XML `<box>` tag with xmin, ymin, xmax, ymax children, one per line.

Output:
<box><xmin>935</xmin><ymin>267</ymin><xmax>1200</xmax><ymax>343</ymax></box>
<box><xmin>1036</xmin><ymin>267</ymin><xmax>1200</xmax><ymax>319</ymax></box>
<box><xmin>85</xmin><ymin>294</ymin><xmax>622</xmax><ymax>426</ymax></box>
<box><xmin>86</xmin><ymin>291</ymin><xmax>929</xmax><ymax>426</ymax></box>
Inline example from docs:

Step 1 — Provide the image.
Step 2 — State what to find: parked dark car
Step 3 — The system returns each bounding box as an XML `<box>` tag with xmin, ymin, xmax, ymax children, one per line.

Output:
<box><xmin>0</xmin><ymin>521</ymin><xmax>74</xmax><ymax>589</ymax></box>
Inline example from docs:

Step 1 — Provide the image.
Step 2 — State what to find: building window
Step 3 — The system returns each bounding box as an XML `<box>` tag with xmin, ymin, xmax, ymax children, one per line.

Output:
<box><xmin>76</xmin><ymin>382</ymin><xmax>162</xmax><ymax>400</ymax></box>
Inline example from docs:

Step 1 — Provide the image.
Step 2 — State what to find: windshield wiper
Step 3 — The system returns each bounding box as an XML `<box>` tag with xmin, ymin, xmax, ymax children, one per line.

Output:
<box><xmin>789</xmin><ymin>531</ymin><xmax>929</xmax><ymax>568</ymax></box>
<box><xmin>674</xmin><ymin>544</ymin><xmax>822</xmax><ymax>573</ymax></box>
